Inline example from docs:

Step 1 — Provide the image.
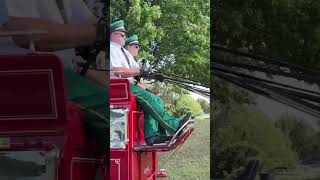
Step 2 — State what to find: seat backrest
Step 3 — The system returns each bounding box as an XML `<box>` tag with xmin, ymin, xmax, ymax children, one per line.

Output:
<box><xmin>0</xmin><ymin>54</ymin><xmax>67</xmax><ymax>136</ymax></box>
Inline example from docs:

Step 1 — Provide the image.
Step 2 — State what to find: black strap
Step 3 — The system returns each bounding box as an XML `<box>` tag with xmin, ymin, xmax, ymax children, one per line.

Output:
<box><xmin>55</xmin><ymin>0</ymin><xmax>68</xmax><ymax>23</ymax></box>
<box><xmin>121</xmin><ymin>47</ymin><xmax>131</xmax><ymax>69</ymax></box>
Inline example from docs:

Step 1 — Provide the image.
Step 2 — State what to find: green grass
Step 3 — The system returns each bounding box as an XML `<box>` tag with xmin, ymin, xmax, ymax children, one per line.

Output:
<box><xmin>158</xmin><ymin>117</ymin><xmax>210</xmax><ymax>180</ymax></box>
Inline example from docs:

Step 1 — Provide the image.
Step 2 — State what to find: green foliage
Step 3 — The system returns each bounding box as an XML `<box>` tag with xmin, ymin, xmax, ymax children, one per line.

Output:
<box><xmin>154</xmin><ymin>0</ymin><xmax>210</xmax><ymax>83</ymax></box>
<box><xmin>212</xmin><ymin>78</ymin><xmax>255</xmax><ymax>110</ymax></box>
<box><xmin>111</xmin><ymin>0</ymin><xmax>210</xmax><ymax>84</ymax></box>
<box><xmin>175</xmin><ymin>95</ymin><xmax>203</xmax><ymax>117</ymax></box>
<box><xmin>153</xmin><ymin>82</ymin><xmax>203</xmax><ymax>117</ymax></box>
<box><xmin>212</xmin><ymin>106</ymin><xmax>298</xmax><ymax>178</ymax></box>
<box><xmin>111</xmin><ymin>1</ymin><xmax>209</xmax><ymax>116</ymax></box>
<box><xmin>197</xmin><ymin>98</ymin><xmax>210</xmax><ymax>114</ymax></box>
<box><xmin>275</xmin><ymin>114</ymin><xmax>320</xmax><ymax>161</ymax></box>
<box><xmin>213</xmin><ymin>0</ymin><xmax>320</xmax><ymax>113</ymax></box>
<box><xmin>153</xmin><ymin>82</ymin><xmax>187</xmax><ymax>116</ymax></box>
<box><xmin>216</xmin><ymin>0</ymin><xmax>320</xmax><ymax>68</ymax></box>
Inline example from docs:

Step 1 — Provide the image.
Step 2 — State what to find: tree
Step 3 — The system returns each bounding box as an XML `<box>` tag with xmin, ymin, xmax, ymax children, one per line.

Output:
<box><xmin>212</xmin><ymin>78</ymin><xmax>255</xmax><ymax>109</ymax></box>
<box><xmin>213</xmin><ymin>0</ymin><xmax>320</xmax><ymax>120</ymax></box>
<box><xmin>153</xmin><ymin>0</ymin><xmax>210</xmax><ymax>83</ymax></box>
<box><xmin>111</xmin><ymin>0</ymin><xmax>210</xmax><ymax>85</ymax></box>
<box><xmin>216</xmin><ymin>0</ymin><xmax>320</xmax><ymax>68</ymax></box>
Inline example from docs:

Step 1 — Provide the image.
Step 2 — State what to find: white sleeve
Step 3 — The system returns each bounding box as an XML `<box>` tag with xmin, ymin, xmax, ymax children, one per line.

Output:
<box><xmin>68</xmin><ymin>0</ymin><xmax>95</xmax><ymax>24</ymax></box>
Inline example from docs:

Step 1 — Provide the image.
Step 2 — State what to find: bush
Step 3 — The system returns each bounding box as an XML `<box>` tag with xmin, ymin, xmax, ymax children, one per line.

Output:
<box><xmin>275</xmin><ymin>114</ymin><xmax>320</xmax><ymax>162</ymax></box>
<box><xmin>197</xmin><ymin>98</ymin><xmax>210</xmax><ymax>114</ymax></box>
<box><xmin>175</xmin><ymin>95</ymin><xmax>203</xmax><ymax>117</ymax></box>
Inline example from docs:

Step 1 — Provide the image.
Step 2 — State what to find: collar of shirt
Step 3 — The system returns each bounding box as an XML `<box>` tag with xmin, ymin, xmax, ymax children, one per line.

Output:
<box><xmin>110</xmin><ymin>41</ymin><xmax>122</xmax><ymax>48</ymax></box>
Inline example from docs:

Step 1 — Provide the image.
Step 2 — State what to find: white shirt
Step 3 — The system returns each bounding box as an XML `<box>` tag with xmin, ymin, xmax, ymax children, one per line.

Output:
<box><xmin>110</xmin><ymin>41</ymin><xmax>139</xmax><ymax>82</ymax></box>
<box><xmin>0</xmin><ymin>0</ymin><xmax>94</xmax><ymax>70</ymax></box>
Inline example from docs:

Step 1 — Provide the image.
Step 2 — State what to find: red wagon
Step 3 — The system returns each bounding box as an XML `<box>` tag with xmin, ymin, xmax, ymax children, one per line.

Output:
<box><xmin>110</xmin><ymin>79</ymin><xmax>194</xmax><ymax>180</ymax></box>
<box><xmin>0</xmin><ymin>52</ymin><xmax>105</xmax><ymax>180</ymax></box>
<box><xmin>0</xmin><ymin>31</ymin><xmax>194</xmax><ymax>180</ymax></box>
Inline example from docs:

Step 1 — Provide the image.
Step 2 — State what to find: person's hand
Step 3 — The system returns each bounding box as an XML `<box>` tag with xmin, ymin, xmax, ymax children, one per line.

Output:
<box><xmin>137</xmin><ymin>58</ymin><xmax>151</xmax><ymax>70</ymax></box>
<box><xmin>146</xmin><ymin>88</ymin><xmax>159</xmax><ymax>95</ymax></box>
<box><xmin>72</xmin><ymin>55</ymin><xmax>87</xmax><ymax>72</ymax></box>
<box><xmin>140</xmin><ymin>69</ymin><xmax>151</xmax><ymax>78</ymax></box>
<box><xmin>151</xmin><ymin>89</ymin><xmax>159</xmax><ymax>95</ymax></box>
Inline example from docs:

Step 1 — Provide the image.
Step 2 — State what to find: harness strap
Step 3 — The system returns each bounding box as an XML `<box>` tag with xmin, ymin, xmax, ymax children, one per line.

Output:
<box><xmin>121</xmin><ymin>47</ymin><xmax>132</xmax><ymax>69</ymax></box>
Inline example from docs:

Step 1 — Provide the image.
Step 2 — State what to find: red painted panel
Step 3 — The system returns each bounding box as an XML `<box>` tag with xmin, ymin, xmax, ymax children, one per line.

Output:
<box><xmin>110</xmin><ymin>79</ymin><xmax>131</xmax><ymax>104</ymax></box>
<box><xmin>0</xmin><ymin>54</ymin><xmax>67</xmax><ymax>136</ymax></box>
<box><xmin>137</xmin><ymin>152</ymin><xmax>155</xmax><ymax>180</ymax></box>
<box><xmin>0</xmin><ymin>71</ymin><xmax>55</xmax><ymax>118</ymax></box>
<box><xmin>110</xmin><ymin>79</ymin><xmax>158</xmax><ymax>180</ymax></box>
<box><xmin>110</xmin><ymin>149</ymin><xmax>130</xmax><ymax>180</ymax></box>
<box><xmin>0</xmin><ymin>54</ymin><xmax>104</xmax><ymax>180</ymax></box>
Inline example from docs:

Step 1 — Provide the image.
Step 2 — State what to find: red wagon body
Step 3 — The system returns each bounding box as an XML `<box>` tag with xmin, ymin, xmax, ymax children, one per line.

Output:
<box><xmin>0</xmin><ymin>54</ymin><xmax>103</xmax><ymax>180</ymax></box>
<box><xmin>110</xmin><ymin>79</ymin><xmax>194</xmax><ymax>180</ymax></box>
<box><xmin>0</xmin><ymin>53</ymin><xmax>193</xmax><ymax>180</ymax></box>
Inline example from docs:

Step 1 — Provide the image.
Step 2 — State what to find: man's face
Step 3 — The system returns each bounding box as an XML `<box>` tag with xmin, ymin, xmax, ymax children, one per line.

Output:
<box><xmin>127</xmin><ymin>44</ymin><xmax>140</xmax><ymax>57</ymax></box>
<box><xmin>111</xmin><ymin>31</ymin><xmax>126</xmax><ymax>47</ymax></box>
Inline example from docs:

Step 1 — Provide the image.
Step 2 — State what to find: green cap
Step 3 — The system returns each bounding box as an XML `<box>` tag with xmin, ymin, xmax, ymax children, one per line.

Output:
<box><xmin>125</xmin><ymin>35</ymin><xmax>139</xmax><ymax>46</ymax></box>
<box><xmin>110</xmin><ymin>20</ymin><xmax>127</xmax><ymax>33</ymax></box>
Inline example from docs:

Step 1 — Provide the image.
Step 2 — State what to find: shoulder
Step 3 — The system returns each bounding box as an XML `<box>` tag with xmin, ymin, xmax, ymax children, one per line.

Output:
<box><xmin>110</xmin><ymin>43</ymin><xmax>121</xmax><ymax>53</ymax></box>
<box><xmin>110</xmin><ymin>42</ymin><xmax>120</xmax><ymax>48</ymax></box>
<box><xmin>121</xmin><ymin>48</ymin><xmax>134</xmax><ymax>59</ymax></box>
<box><xmin>122</xmin><ymin>48</ymin><xmax>131</xmax><ymax>54</ymax></box>
<box><xmin>110</xmin><ymin>42</ymin><xmax>122</xmax><ymax>47</ymax></box>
